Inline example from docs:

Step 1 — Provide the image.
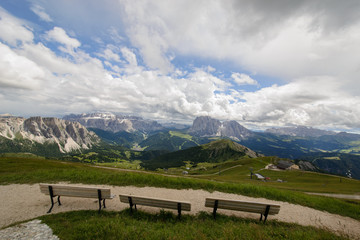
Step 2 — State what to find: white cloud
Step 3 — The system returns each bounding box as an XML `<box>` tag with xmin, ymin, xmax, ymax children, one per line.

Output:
<box><xmin>0</xmin><ymin>7</ymin><xmax>34</xmax><ymax>46</ymax></box>
<box><xmin>232</xmin><ymin>73</ymin><xmax>258</xmax><ymax>86</ymax></box>
<box><xmin>121</xmin><ymin>47</ymin><xmax>138</xmax><ymax>66</ymax></box>
<box><xmin>0</xmin><ymin>43</ymin><xmax>45</xmax><ymax>89</ymax></box>
<box><xmin>117</xmin><ymin>0</ymin><xmax>360</xmax><ymax>85</ymax></box>
<box><xmin>236</xmin><ymin>76</ymin><xmax>360</xmax><ymax>128</ymax></box>
<box><xmin>97</xmin><ymin>47</ymin><xmax>122</xmax><ymax>63</ymax></box>
<box><xmin>45</xmin><ymin>27</ymin><xmax>81</xmax><ymax>51</ymax></box>
<box><xmin>30</xmin><ymin>4</ymin><xmax>52</xmax><ymax>22</ymax></box>
<box><xmin>1</xmin><ymin>2</ymin><xmax>360</xmax><ymax>131</ymax></box>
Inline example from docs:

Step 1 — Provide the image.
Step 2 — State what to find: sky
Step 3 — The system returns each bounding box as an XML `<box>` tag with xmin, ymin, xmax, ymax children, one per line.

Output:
<box><xmin>0</xmin><ymin>0</ymin><xmax>360</xmax><ymax>132</ymax></box>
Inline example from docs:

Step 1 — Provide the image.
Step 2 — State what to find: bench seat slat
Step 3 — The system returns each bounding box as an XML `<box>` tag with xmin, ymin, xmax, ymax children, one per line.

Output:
<box><xmin>205</xmin><ymin>200</ymin><xmax>280</xmax><ymax>209</ymax></box>
<box><xmin>205</xmin><ymin>198</ymin><xmax>280</xmax><ymax>215</ymax></box>
<box><xmin>40</xmin><ymin>184</ymin><xmax>114</xmax><ymax>199</ymax></box>
<box><xmin>205</xmin><ymin>202</ymin><xmax>279</xmax><ymax>214</ymax></box>
<box><xmin>208</xmin><ymin>204</ymin><xmax>279</xmax><ymax>215</ymax></box>
<box><xmin>205</xmin><ymin>198</ymin><xmax>280</xmax><ymax>208</ymax></box>
<box><xmin>119</xmin><ymin>195</ymin><xmax>191</xmax><ymax>211</ymax></box>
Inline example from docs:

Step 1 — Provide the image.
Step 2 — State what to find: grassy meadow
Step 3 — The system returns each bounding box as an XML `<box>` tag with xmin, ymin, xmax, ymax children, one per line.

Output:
<box><xmin>158</xmin><ymin>156</ymin><xmax>360</xmax><ymax>194</ymax></box>
<box><xmin>0</xmin><ymin>153</ymin><xmax>359</xmax><ymax>221</ymax></box>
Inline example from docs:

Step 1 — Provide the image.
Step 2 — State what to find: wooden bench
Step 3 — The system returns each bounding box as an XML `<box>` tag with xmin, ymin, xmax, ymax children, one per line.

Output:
<box><xmin>40</xmin><ymin>184</ymin><xmax>115</xmax><ymax>213</ymax></box>
<box><xmin>205</xmin><ymin>197</ymin><xmax>280</xmax><ymax>223</ymax></box>
<box><xmin>119</xmin><ymin>194</ymin><xmax>191</xmax><ymax>218</ymax></box>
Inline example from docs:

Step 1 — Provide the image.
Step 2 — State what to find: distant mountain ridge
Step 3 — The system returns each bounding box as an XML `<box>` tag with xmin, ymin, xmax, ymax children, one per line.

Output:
<box><xmin>0</xmin><ymin>116</ymin><xmax>99</xmax><ymax>154</ymax></box>
<box><xmin>189</xmin><ymin>116</ymin><xmax>253</xmax><ymax>140</ymax></box>
<box><xmin>265</xmin><ymin>126</ymin><xmax>337</xmax><ymax>137</ymax></box>
<box><xmin>63</xmin><ymin>113</ymin><xmax>164</xmax><ymax>133</ymax></box>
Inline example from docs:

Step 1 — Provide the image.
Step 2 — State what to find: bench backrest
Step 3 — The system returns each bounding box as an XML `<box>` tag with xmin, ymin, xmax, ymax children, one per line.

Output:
<box><xmin>40</xmin><ymin>184</ymin><xmax>113</xmax><ymax>199</ymax></box>
<box><xmin>119</xmin><ymin>194</ymin><xmax>191</xmax><ymax>211</ymax></box>
<box><xmin>205</xmin><ymin>198</ymin><xmax>280</xmax><ymax>215</ymax></box>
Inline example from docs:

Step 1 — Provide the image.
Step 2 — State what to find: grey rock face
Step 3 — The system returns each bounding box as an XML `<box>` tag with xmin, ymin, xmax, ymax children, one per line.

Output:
<box><xmin>298</xmin><ymin>161</ymin><xmax>318</xmax><ymax>171</ymax></box>
<box><xmin>189</xmin><ymin>116</ymin><xmax>252</xmax><ymax>140</ymax></box>
<box><xmin>0</xmin><ymin>116</ymin><xmax>100</xmax><ymax>153</ymax></box>
<box><xmin>63</xmin><ymin>113</ymin><xmax>164</xmax><ymax>133</ymax></box>
<box><xmin>189</xmin><ymin>116</ymin><xmax>221</xmax><ymax>136</ymax></box>
<box><xmin>221</xmin><ymin>120</ymin><xmax>252</xmax><ymax>140</ymax></box>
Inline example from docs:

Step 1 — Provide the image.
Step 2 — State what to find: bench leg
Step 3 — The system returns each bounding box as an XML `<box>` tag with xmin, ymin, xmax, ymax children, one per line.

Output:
<box><xmin>213</xmin><ymin>200</ymin><xmax>218</xmax><ymax>219</ymax></box>
<box><xmin>260</xmin><ymin>205</ymin><xmax>271</xmax><ymax>223</ymax></box>
<box><xmin>177</xmin><ymin>203</ymin><xmax>182</xmax><ymax>219</ymax></box>
<box><xmin>128</xmin><ymin>197</ymin><xmax>134</xmax><ymax>214</ymax></box>
<box><xmin>57</xmin><ymin>196</ymin><xmax>61</xmax><ymax>206</ymax></box>
<box><xmin>97</xmin><ymin>189</ymin><xmax>102</xmax><ymax>213</ymax></box>
<box><xmin>47</xmin><ymin>186</ymin><xmax>55</xmax><ymax>213</ymax></box>
<box><xmin>47</xmin><ymin>195</ymin><xmax>54</xmax><ymax>213</ymax></box>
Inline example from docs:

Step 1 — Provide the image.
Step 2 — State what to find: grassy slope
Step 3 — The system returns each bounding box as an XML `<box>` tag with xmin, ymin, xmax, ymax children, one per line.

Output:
<box><xmin>0</xmin><ymin>154</ymin><xmax>359</xmax><ymax>221</ymax></box>
<box><xmin>189</xmin><ymin>157</ymin><xmax>360</xmax><ymax>194</ymax></box>
<box><xmin>40</xmin><ymin>210</ymin><xmax>349</xmax><ymax>240</ymax></box>
<box><xmin>144</xmin><ymin>139</ymin><xmax>256</xmax><ymax>170</ymax></box>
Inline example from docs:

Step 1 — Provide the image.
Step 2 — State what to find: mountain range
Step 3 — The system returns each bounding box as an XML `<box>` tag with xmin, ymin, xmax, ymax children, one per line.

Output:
<box><xmin>2</xmin><ymin>113</ymin><xmax>360</xmax><ymax>179</ymax></box>
<box><xmin>63</xmin><ymin>113</ymin><xmax>164</xmax><ymax>133</ymax></box>
<box><xmin>0</xmin><ymin>116</ymin><xmax>99</xmax><ymax>155</ymax></box>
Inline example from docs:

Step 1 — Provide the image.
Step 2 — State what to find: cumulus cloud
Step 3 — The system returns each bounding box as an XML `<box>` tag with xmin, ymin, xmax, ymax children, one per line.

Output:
<box><xmin>30</xmin><ymin>4</ymin><xmax>52</xmax><ymax>22</ymax></box>
<box><xmin>116</xmin><ymin>0</ymin><xmax>360</xmax><ymax>82</ymax></box>
<box><xmin>232</xmin><ymin>73</ymin><xmax>258</xmax><ymax>86</ymax></box>
<box><xmin>121</xmin><ymin>47</ymin><xmax>138</xmax><ymax>66</ymax></box>
<box><xmin>1</xmin><ymin>1</ymin><xmax>360</xmax><ymax>131</ymax></box>
<box><xmin>97</xmin><ymin>46</ymin><xmax>122</xmax><ymax>63</ymax></box>
<box><xmin>0</xmin><ymin>43</ymin><xmax>45</xmax><ymax>89</ymax></box>
<box><xmin>236</xmin><ymin>76</ymin><xmax>360</xmax><ymax>128</ymax></box>
<box><xmin>0</xmin><ymin>7</ymin><xmax>34</xmax><ymax>46</ymax></box>
<box><xmin>45</xmin><ymin>27</ymin><xmax>81</xmax><ymax>51</ymax></box>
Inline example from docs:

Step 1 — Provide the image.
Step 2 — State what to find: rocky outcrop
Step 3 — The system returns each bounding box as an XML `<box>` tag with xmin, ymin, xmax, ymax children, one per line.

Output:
<box><xmin>188</xmin><ymin>116</ymin><xmax>221</xmax><ymax>137</ymax></box>
<box><xmin>63</xmin><ymin>113</ymin><xmax>164</xmax><ymax>133</ymax></box>
<box><xmin>0</xmin><ymin>116</ymin><xmax>99</xmax><ymax>153</ymax></box>
<box><xmin>298</xmin><ymin>161</ymin><xmax>318</xmax><ymax>171</ymax></box>
<box><xmin>220</xmin><ymin>120</ymin><xmax>253</xmax><ymax>140</ymax></box>
<box><xmin>189</xmin><ymin>116</ymin><xmax>252</xmax><ymax>140</ymax></box>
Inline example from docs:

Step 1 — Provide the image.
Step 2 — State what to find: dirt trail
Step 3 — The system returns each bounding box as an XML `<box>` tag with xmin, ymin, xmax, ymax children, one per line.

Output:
<box><xmin>0</xmin><ymin>184</ymin><xmax>359</xmax><ymax>239</ymax></box>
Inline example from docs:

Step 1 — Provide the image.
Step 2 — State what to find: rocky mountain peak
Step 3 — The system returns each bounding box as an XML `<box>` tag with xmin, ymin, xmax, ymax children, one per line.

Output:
<box><xmin>189</xmin><ymin>116</ymin><xmax>221</xmax><ymax>136</ymax></box>
<box><xmin>189</xmin><ymin>116</ymin><xmax>252</xmax><ymax>140</ymax></box>
<box><xmin>0</xmin><ymin>116</ymin><xmax>99</xmax><ymax>153</ymax></box>
<box><xmin>63</xmin><ymin>113</ymin><xmax>164</xmax><ymax>133</ymax></box>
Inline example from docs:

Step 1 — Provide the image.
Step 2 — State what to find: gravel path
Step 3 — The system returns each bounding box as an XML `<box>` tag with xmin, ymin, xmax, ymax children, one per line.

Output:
<box><xmin>0</xmin><ymin>220</ymin><xmax>58</xmax><ymax>240</ymax></box>
<box><xmin>0</xmin><ymin>184</ymin><xmax>359</xmax><ymax>239</ymax></box>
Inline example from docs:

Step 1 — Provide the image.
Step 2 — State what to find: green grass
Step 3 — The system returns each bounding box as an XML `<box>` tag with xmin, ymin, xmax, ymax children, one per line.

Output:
<box><xmin>169</xmin><ymin>131</ymin><xmax>194</xmax><ymax>141</ymax></box>
<box><xmin>40</xmin><ymin>210</ymin><xmax>349</xmax><ymax>240</ymax></box>
<box><xmin>1</xmin><ymin>155</ymin><xmax>360</xmax><ymax>221</ymax></box>
<box><xmin>97</xmin><ymin>160</ymin><xmax>143</xmax><ymax>170</ymax></box>
<box><xmin>164</xmin><ymin>156</ymin><xmax>360</xmax><ymax>195</ymax></box>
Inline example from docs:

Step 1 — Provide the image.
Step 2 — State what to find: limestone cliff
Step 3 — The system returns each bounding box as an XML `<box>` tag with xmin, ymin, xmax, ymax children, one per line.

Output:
<box><xmin>0</xmin><ymin>116</ymin><xmax>100</xmax><ymax>153</ymax></box>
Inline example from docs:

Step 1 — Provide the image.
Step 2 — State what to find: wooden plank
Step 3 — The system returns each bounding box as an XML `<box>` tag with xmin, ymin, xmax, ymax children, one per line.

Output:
<box><xmin>119</xmin><ymin>195</ymin><xmax>191</xmax><ymax>211</ymax></box>
<box><xmin>39</xmin><ymin>184</ymin><xmax>114</xmax><ymax>199</ymax></box>
<box><xmin>120</xmin><ymin>196</ymin><xmax>191</xmax><ymax>211</ymax></box>
<box><xmin>205</xmin><ymin>199</ymin><xmax>280</xmax><ymax>211</ymax></box>
<box><xmin>205</xmin><ymin>198</ymin><xmax>280</xmax><ymax>208</ymax></box>
<box><xmin>205</xmin><ymin>200</ymin><xmax>280</xmax><ymax>210</ymax></box>
<box><xmin>205</xmin><ymin>198</ymin><xmax>280</xmax><ymax>215</ymax></box>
